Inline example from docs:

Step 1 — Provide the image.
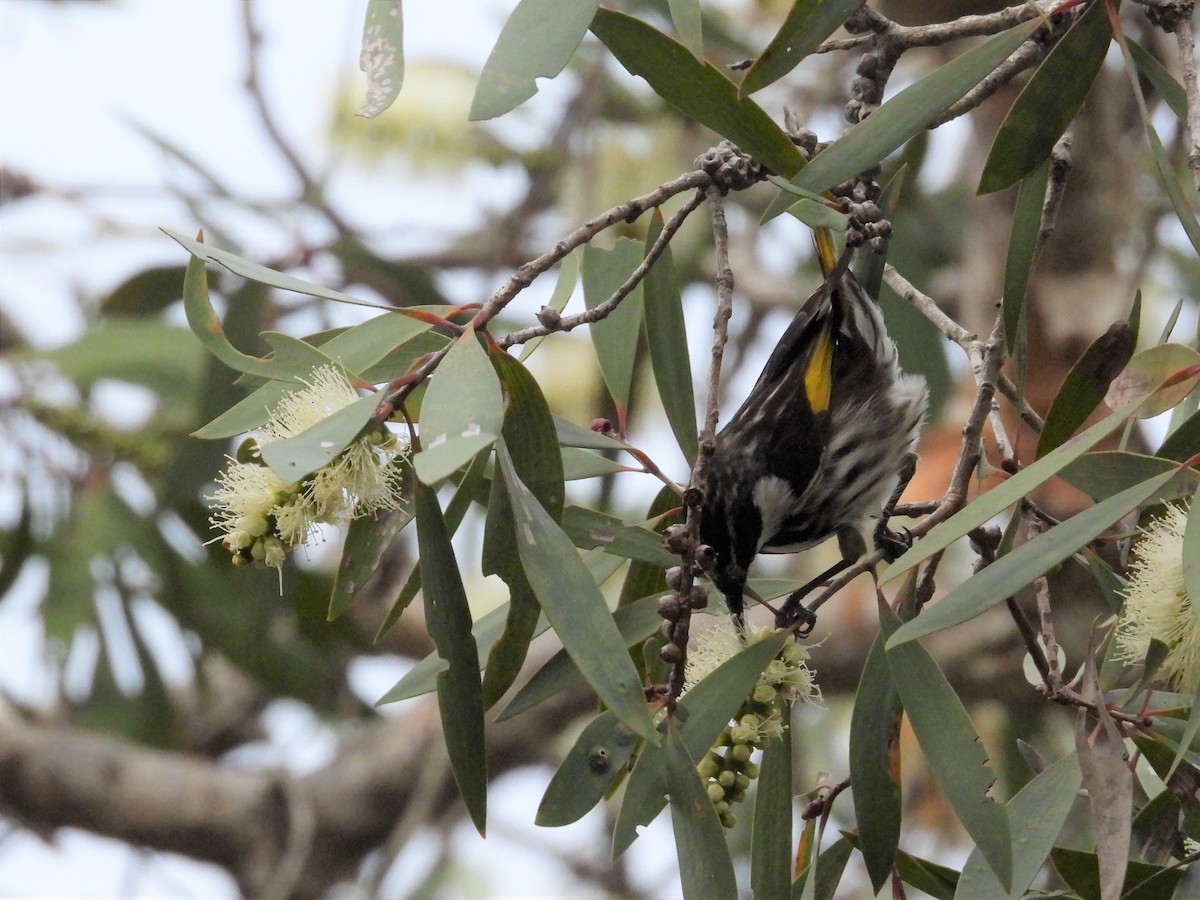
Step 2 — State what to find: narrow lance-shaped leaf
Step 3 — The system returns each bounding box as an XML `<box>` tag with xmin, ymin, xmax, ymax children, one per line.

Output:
<box><xmin>667</xmin><ymin>0</ymin><xmax>703</xmax><ymax>60</ymax></box>
<box><xmin>663</xmin><ymin>721</ymin><xmax>739</xmax><ymax>900</ymax></box>
<box><xmin>1128</xmin><ymin>38</ymin><xmax>1189</xmax><ymax>124</ymax></box>
<box><xmin>739</xmin><ymin>0</ymin><xmax>866</xmax><ymax>97</ymax></box>
<box><xmin>888</xmin><ymin>465</ymin><xmax>1181</xmax><ymax>646</ymax></box>
<box><xmin>883</xmin><ymin>360</ymin><xmax>1179</xmax><ymax>584</ymax></box>
<box><xmin>167</xmin><ymin>227</ymin><xmax>392</xmax><ymax>311</ymax></box>
<box><xmin>978</xmin><ymin>0</ymin><xmax>1111</xmax><ymax>194</ymax></box>
<box><xmin>883</xmin><ymin>603</ymin><xmax>1012</xmax><ymax>888</ymax></box>
<box><xmin>763</xmin><ymin>19</ymin><xmax>1041</xmax><ymax>220</ymax></box>
<box><xmin>1002</xmin><ymin>158</ymin><xmax>1050</xmax><ymax>359</ymax></box>
<box><xmin>374</xmin><ymin>449</ymin><xmax>491</xmax><ymax>642</ymax></box>
<box><xmin>1037</xmin><ymin>315</ymin><xmax>1137</xmax><ymax>459</ymax></box>
<box><xmin>181</xmin><ymin>248</ymin><xmax>337</xmax><ymax>381</ymax></box>
<box><xmin>480</xmin><ymin>349</ymin><xmax>564</xmax><ymax>707</ymax></box>
<box><xmin>954</xmin><ymin>752</ymin><xmax>1082</xmax><ymax>899</ymax></box>
<box><xmin>496</xmin><ymin>443</ymin><xmax>657</xmax><ymax>743</ymax></box>
<box><xmin>590</xmin><ymin>8</ymin><xmax>807</xmax><ymax>177</ymax></box>
<box><xmin>469</xmin><ymin>0</ymin><xmax>600</xmax><ymax>120</ymax></box>
<box><xmin>412</xmin><ymin>330</ymin><xmax>505</xmax><ymax>485</ymax></box>
<box><xmin>850</xmin><ymin>607</ymin><xmax>904</xmax><ymax>892</ymax></box>
<box><xmin>750</xmin><ymin>698</ymin><xmax>793</xmax><ymax>900</ymax></box>
<box><xmin>537</xmin><ymin>710</ymin><xmax>641</xmax><ymax>827</ymax></box>
<box><xmin>583</xmin><ymin>239</ymin><xmax>646</xmax><ymax>430</ymax></box>
<box><xmin>498</xmin><ymin>594</ymin><xmax>663</xmax><ymax>721</ymax></box>
<box><xmin>357</xmin><ymin>0</ymin><xmax>404</xmax><ymax>118</ymax></box>
<box><xmin>1109</xmin><ymin>7</ymin><xmax>1200</xmax><ymax>258</ymax></box>
<box><xmin>329</xmin><ymin>471</ymin><xmax>415</xmax><ymax>621</ymax></box>
<box><xmin>414</xmin><ymin>484</ymin><xmax>487</xmax><ymax>834</ymax></box>
<box><xmin>643</xmin><ymin>210</ymin><xmax>698</xmax><ymax>462</ymax></box>
<box><xmin>259</xmin><ymin>392</ymin><xmax>382</xmax><ymax>483</ymax></box>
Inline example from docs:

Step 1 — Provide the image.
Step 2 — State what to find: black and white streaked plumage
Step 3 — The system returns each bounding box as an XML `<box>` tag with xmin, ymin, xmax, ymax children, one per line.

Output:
<box><xmin>699</xmin><ymin>244</ymin><xmax>927</xmax><ymax>628</ymax></box>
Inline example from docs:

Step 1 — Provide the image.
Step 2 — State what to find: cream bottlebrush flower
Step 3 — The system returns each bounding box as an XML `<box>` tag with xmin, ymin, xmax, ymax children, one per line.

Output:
<box><xmin>1116</xmin><ymin>501</ymin><xmax>1199</xmax><ymax>694</ymax></box>
<box><xmin>684</xmin><ymin>616</ymin><xmax>821</xmax><ymax>706</ymax></box>
<box><xmin>209</xmin><ymin>365</ymin><xmax>408</xmax><ymax>569</ymax></box>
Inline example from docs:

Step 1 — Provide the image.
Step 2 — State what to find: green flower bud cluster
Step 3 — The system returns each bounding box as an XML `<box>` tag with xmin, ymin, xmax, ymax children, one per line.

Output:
<box><xmin>697</xmin><ymin>698</ymin><xmax>772</xmax><ymax>829</ymax></box>
<box><xmin>683</xmin><ymin>619</ymin><xmax>821</xmax><ymax>828</ymax></box>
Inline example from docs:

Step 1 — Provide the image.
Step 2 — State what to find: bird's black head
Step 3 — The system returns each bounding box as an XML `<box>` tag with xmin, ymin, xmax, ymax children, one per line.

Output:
<box><xmin>699</xmin><ymin>470</ymin><xmax>761</xmax><ymax>620</ymax></box>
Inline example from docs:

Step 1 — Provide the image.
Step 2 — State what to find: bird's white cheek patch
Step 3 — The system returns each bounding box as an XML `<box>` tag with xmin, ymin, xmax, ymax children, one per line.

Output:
<box><xmin>752</xmin><ymin>475</ymin><xmax>796</xmax><ymax>551</ymax></box>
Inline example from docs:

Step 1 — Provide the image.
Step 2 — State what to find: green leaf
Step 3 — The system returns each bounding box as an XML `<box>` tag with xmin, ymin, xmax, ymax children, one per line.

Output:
<box><xmin>259</xmin><ymin>391</ymin><xmax>381</xmax><ymax>483</ymax></box>
<box><xmin>553</xmin><ymin>415</ymin><xmax>630</xmax><ymax>450</ymax></box>
<box><xmin>889</xmin><ymin>465</ymin><xmax>1181</xmax><ymax>647</ymax></box>
<box><xmin>469</xmin><ymin>0</ymin><xmax>600</xmax><ymax>120</ymax></box>
<box><xmin>583</xmin><ymin>239</ymin><xmax>646</xmax><ymax>424</ymax></box>
<box><xmin>765</xmin><ymin>19</ymin><xmax>1041</xmax><ymax>219</ymax></box>
<box><xmin>978</xmin><ymin>1</ymin><xmax>1111</xmax><ymax>193</ymax></box>
<box><xmin>1050</xmin><ymin>847</ymin><xmax>1185</xmax><ymax>899</ymax></box>
<box><xmin>612</xmin><ymin>632</ymin><xmax>789</xmax><ymax>856</ymax></box>
<box><xmin>496</xmin><ymin>593</ymin><xmax>662</xmax><ymax>720</ymax></box>
<box><xmin>329</xmin><ymin>496</ymin><xmax>414</xmax><ymax>621</ymax></box>
<box><xmin>590</xmin><ymin>8</ymin><xmax>807</xmax><ymax>177</ymax></box>
<box><xmin>181</xmin><ymin>250</ymin><xmax>338</xmax><ymax>381</ymax></box>
<box><xmin>883</xmin><ymin>603</ymin><xmax>1012</xmax><ymax>888</ymax></box>
<box><xmin>751</xmin><ymin>698</ymin><xmax>793</xmax><ymax>899</ymax></box>
<box><xmin>785</xmin><ymin>197</ymin><xmax>851</xmax><ymax>232</ymax></box>
<box><xmin>955</xmin><ymin>752</ymin><xmax>1082</xmax><ymax>899</ymax></box>
<box><xmin>1159</xmin><ymin>405</ymin><xmax>1200</xmax><ymax>462</ymax></box>
<box><xmin>1037</xmin><ymin>318</ymin><xmax>1137</xmax><ymax>458</ymax></box>
<box><xmin>812</xmin><ymin>834</ymin><xmax>855</xmax><ymax>900</ymax></box>
<box><xmin>536</xmin><ymin>711</ymin><xmax>641</xmax><ymax>826</ymax></box>
<box><xmin>412</xmin><ymin>331</ymin><xmax>505</xmax><ymax>485</ymax></box>
<box><xmin>739</xmin><ymin>0</ymin><xmax>865</xmax><ymax>96</ymax></box>
<box><xmin>195</xmin><ymin>313</ymin><xmax>441</xmax><ymax>439</ymax></box>
<box><xmin>644</xmin><ymin>210</ymin><xmax>698</xmax><ymax>463</ymax></box>
<box><xmin>377</xmin><ymin>602</ymin><xmax>538</xmax><ymax>705</ymax></box>
<box><xmin>561</xmin><ymin>504</ymin><xmax>677</xmax><ymax>567</ymax></box>
<box><xmin>667</xmin><ymin>0</ymin><xmax>703</xmax><ymax>59</ymax></box>
<box><xmin>1002</xmin><ymin>158</ymin><xmax>1050</xmax><ymax>358</ymax></box>
<box><xmin>167</xmin><ymin>228</ymin><xmax>390</xmax><ymax>311</ymax></box>
<box><xmin>1128</xmin><ymin>38</ymin><xmax>1189</xmax><ymax>125</ymax></box>
<box><xmin>1111</xmin><ymin>19</ymin><xmax>1200</xmax><ymax>259</ymax></box>
<box><xmin>496</xmin><ymin>444</ymin><xmax>657</xmax><ymax>742</ymax></box>
<box><xmin>849</xmin><ymin>626</ymin><xmax>903</xmax><ymax>892</ymax></box>
<box><xmin>1058</xmin><ymin>450</ymin><xmax>1199</xmax><ymax>504</ymax></box>
<box><xmin>560</xmin><ymin>448</ymin><xmax>634</xmax><ymax>480</ymax></box>
<box><xmin>357</xmin><ymin>0</ymin><xmax>404</xmax><ymax>118</ymax></box>
<box><xmin>414</xmin><ymin>484</ymin><xmax>487</xmax><ymax>834</ymax></box>
<box><xmin>841</xmin><ymin>834</ymin><xmax>961</xmax><ymax>899</ymax></box>
<box><xmin>663</xmin><ymin>721</ymin><xmax>739</xmax><ymax>900</ymax></box>
<box><xmin>480</xmin><ymin>350</ymin><xmax>563</xmax><ymax>705</ymax></box>
<box><xmin>882</xmin><ymin>376</ymin><xmax>1176</xmax><ymax>585</ymax></box>
<box><xmin>1105</xmin><ymin>343</ymin><xmax>1200</xmax><ymax>419</ymax></box>
<box><xmin>375</xmin><ymin>450</ymin><xmax>491</xmax><ymax>643</ymax></box>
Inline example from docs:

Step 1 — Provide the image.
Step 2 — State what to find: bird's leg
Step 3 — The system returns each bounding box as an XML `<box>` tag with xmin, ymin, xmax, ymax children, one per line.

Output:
<box><xmin>873</xmin><ymin>451</ymin><xmax>918</xmax><ymax>562</ymax></box>
<box><xmin>776</xmin><ymin>530</ymin><xmax>865</xmax><ymax>635</ymax></box>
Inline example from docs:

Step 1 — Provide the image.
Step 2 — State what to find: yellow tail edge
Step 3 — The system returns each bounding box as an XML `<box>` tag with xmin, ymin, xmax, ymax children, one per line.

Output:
<box><xmin>813</xmin><ymin>226</ymin><xmax>839</xmax><ymax>278</ymax></box>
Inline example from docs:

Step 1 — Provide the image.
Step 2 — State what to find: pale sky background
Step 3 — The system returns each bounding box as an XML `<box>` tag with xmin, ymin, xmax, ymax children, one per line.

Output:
<box><xmin>0</xmin><ymin>1</ymin><xmax>692</xmax><ymax>895</ymax></box>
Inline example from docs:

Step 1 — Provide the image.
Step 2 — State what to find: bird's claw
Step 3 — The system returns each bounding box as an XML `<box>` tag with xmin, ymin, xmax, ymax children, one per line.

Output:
<box><xmin>776</xmin><ymin>596</ymin><xmax>817</xmax><ymax>637</ymax></box>
<box><xmin>873</xmin><ymin>523</ymin><xmax>912</xmax><ymax>562</ymax></box>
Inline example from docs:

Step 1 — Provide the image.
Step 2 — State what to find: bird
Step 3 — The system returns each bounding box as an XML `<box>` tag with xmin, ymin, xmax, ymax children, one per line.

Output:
<box><xmin>698</xmin><ymin>231</ymin><xmax>927</xmax><ymax>632</ymax></box>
